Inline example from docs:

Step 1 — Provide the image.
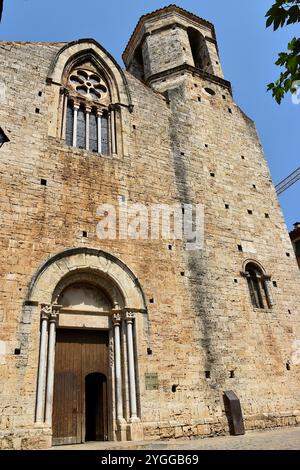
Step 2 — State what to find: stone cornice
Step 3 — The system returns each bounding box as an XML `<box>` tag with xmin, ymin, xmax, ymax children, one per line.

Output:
<box><xmin>146</xmin><ymin>64</ymin><xmax>232</xmax><ymax>94</ymax></box>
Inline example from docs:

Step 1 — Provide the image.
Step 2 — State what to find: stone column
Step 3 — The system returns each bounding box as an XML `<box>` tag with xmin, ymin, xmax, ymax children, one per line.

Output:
<box><xmin>73</xmin><ymin>104</ymin><xmax>79</xmax><ymax>147</ymax></box>
<box><xmin>125</xmin><ymin>312</ymin><xmax>137</xmax><ymax>419</ymax></box>
<box><xmin>97</xmin><ymin>110</ymin><xmax>102</xmax><ymax>154</ymax></box>
<box><xmin>110</xmin><ymin>107</ymin><xmax>116</xmax><ymax>154</ymax></box>
<box><xmin>113</xmin><ymin>313</ymin><xmax>123</xmax><ymax>422</ymax></box>
<box><xmin>108</xmin><ymin>111</ymin><xmax>112</xmax><ymax>156</ymax></box>
<box><xmin>35</xmin><ymin>304</ymin><xmax>50</xmax><ymax>423</ymax></box>
<box><xmin>264</xmin><ymin>275</ymin><xmax>274</xmax><ymax>308</ymax></box>
<box><xmin>85</xmin><ymin>107</ymin><xmax>91</xmax><ymax>151</ymax></box>
<box><xmin>45</xmin><ymin>306</ymin><xmax>60</xmax><ymax>424</ymax></box>
<box><xmin>61</xmin><ymin>88</ymin><xmax>69</xmax><ymax>140</ymax></box>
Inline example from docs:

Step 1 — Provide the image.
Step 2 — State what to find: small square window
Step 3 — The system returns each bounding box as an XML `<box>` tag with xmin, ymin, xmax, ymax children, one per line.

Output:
<box><xmin>252</xmin><ymin>184</ymin><xmax>256</xmax><ymax>189</ymax></box>
<box><xmin>238</xmin><ymin>245</ymin><xmax>243</xmax><ymax>252</ymax></box>
<box><xmin>38</xmin><ymin>91</ymin><xmax>42</xmax><ymax>97</ymax></box>
<box><xmin>265</xmin><ymin>213</ymin><xmax>269</xmax><ymax>219</ymax></box>
<box><xmin>225</xmin><ymin>204</ymin><xmax>230</xmax><ymax>209</ymax></box>
<box><xmin>198</xmin><ymin>97</ymin><xmax>201</xmax><ymax>102</ymax></box>
<box><xmin>40</xmin><ymin>179</ymin><xmax>47</xmax><ymax>186</ymax></box>
<box><xmin>273</xmin><ymin>281</ymin><xmax>277</xmax><ymax>287</ymax></box>
<box><xmin>149</xmin><ymin>298</ymin><xmax>154</xmax><ymax>304</ymax></box>
<box><xmin>228</xmin><ymin>108</ymin><xmax>232</xmax><ymax>114</ymax></box>
<box><xmin>248</xmin><ymin>209</ymin><xmax>253</xmax><ymax>215</ymax></box>
<box><xmin>82</xmin><ymin>231</ymin><xmax>88</xmax><ymax>238</ymax></box>
<box><xmin>241</xmin><ymin>156</ymin><xmax>245</xmax><ymax>160</ymax></box>
<box><xmin>210</xmin><ymin>172</ymin><xmax>215</xmax><ymax>177</ymax></box>
<box><xmin>35</xmin><ymin>108</ymin><xmax>40</xmax><ymax>114</ymax></box>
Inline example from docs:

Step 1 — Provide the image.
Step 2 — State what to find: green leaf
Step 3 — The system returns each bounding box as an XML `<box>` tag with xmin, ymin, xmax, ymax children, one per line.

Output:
<box><xmin>287</xmin><ymin>55</ymin><xmax>298</xmax><ymax>73</ymax></box>
<box><xmin>288</xmin><ymin>37</ymin><xmax>297</xmax><ymax>50</ymax></box>
<box><xmin>266</xmin><ymin>1</ymin><xmax>300</xmax><ymax>104</ymax></box>
<box><xmin>266</xmin><ymin>16</ymin><xmax>274</xmax><ymax>27</ymax></box>
<box><xmin>274</xmin><ymin>86</ymin><xmax>285</xmax><ymax>104</ymax></box>
<box><xmin>287</xmin><ymin>5</ymin><xmax>300</xmax><ymax>22</ymax></box>
<box><xmin>284</xmin><ymin>78</ymin><xmax>292</xmax><ymax>91</ymax></box>
<box><xmin>273</xmin><ymin>16</ymin><xmax>282</xmax><ymax>30</ymax></box>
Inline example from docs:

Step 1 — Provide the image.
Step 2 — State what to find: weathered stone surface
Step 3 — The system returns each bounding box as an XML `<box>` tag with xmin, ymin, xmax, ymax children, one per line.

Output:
<box><xmin>0</xmin><ymin>5</ymin><xmax>299</xmax><ymax>449</ymax></box>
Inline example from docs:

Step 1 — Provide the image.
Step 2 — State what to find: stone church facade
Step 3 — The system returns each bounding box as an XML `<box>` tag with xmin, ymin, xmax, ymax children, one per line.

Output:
<box><xmin>0</xmin><ymin>5</ymin><xmax>299</xmax><ymax>449</ymax></box>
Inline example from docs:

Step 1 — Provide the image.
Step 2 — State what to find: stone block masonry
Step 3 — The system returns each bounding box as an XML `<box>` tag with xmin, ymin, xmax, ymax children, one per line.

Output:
<box><xmin>0</xmin><ymin>5</ymin><xmax>299</xmax><ymax>449</ymax></box>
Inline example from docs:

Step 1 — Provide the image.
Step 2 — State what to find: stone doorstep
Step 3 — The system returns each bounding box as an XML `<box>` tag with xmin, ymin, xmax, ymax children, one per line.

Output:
<box><xmin>50</xmin><ymin>425</ymin><xmax>300</xmax><ymax>451</ymax></box>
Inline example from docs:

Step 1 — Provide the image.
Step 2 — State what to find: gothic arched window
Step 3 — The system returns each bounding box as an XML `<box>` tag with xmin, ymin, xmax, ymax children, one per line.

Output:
<box><xmin>61</xmin><ymin>67</ymin><xmax>117</xmax><ymax>156</ymax></box>
<box><xmin>243</xmin><ymin>263</ymin><xmax>272</xmax><ymax>310</ymax></box>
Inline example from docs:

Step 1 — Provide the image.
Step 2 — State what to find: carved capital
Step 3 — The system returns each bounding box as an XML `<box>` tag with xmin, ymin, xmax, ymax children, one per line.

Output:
<box><xmin>240</xmin><ymin>271</ymin><xmax>250</xmax><ymax>278</ymax></box>
<box><xmin>52</xmin><ymin>304</ymin><xmax>62</xmax><ymax>315</ymax></box>
<box><xmin>49</xmin><ymin>312</ymin><xmax>59</xmax><ymax>324</ymax></box>
<box><xmin>109</xmin><ymin>103</ymin><xmax>117</xmax><ymax>112</ymax></box>
<box><xmin>60</xmin><ymin>87</ymin><xmax>69</xmax><ymax>96</ymax></box>
<box><xmin>40</xmin><ymin>303</ymin><xmax>51</xmax><ymax>320</ymax></box>
<box><xmin>125</xmin><ymin>311</ymin><xmax>135</xmax><ymax>323</ymax></box>
<box><xmin>41</xmin><ymin>304</ymin><xmax>61</xmax><ymax>322</ymax></box>
<box><xmin>113</xmin><ymin>312</ymin><xmax>122</xmax><ymax>326</ymax></box>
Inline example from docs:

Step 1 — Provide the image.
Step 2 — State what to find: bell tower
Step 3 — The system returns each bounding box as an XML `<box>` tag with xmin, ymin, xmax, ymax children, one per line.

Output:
<box><xmin>123</xmin><ymin>5</ymin><xmax>224</xmax><ymax>91</ymax></box>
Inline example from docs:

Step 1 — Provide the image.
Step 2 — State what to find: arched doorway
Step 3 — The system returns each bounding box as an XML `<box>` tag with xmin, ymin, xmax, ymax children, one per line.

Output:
<box><xmin>52</xmin><ymin>281</ymin><xmax>112</xmax><ymax>445</ymax></box>
<box><xmin>30</xmin><ymin>248</ymin><xmax>146</xmax><ymax>444</ymax></box>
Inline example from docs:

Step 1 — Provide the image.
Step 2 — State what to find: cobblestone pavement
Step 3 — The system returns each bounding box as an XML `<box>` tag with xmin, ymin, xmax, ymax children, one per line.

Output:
<box><xmin>53</xmin><ymin>426</ymin><xmax>300</xmax><ymax>450</ymax></box>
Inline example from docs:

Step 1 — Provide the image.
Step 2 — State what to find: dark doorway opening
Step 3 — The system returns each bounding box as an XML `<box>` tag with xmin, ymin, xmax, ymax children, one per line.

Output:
<box><xmin>85</xmin><ymin>372</ymin><xmax>108</xmax><ymax>441</ymax></box>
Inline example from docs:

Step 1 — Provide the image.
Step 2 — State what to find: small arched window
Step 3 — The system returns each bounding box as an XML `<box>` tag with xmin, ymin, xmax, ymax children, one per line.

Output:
<box><xmin>244</xmin><ymin>263</ymin><xmax>271</xmax><ymax>310</ymax></box>
<box><xmin>61</xmin><ymin>67</ymin><xmax>116</xmax><ymax>156</ymax></box>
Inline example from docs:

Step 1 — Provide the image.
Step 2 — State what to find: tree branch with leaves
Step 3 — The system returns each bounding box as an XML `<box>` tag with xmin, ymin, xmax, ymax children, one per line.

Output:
<box><xmin>266</xmin><ymin>0</ymin><xmax>300</xmax><ymax>103</ymax></box>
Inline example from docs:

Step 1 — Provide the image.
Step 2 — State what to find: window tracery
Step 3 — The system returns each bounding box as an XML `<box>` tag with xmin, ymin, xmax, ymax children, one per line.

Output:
<box><xmin>61</xmin><ymin>66</ymin><xmax>117</xmax><ymax>156</ymax></box>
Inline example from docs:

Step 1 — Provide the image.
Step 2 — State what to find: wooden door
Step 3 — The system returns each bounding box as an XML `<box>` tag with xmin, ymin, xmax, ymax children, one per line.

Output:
<box><xmin>52</xmin><ymin>329</ymin><xmax>109</xmax><ymax>446</ymax></box>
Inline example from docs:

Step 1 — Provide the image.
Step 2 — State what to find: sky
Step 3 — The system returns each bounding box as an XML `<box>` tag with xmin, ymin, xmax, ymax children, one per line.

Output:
<box><xmin>0</xmin><ymin>0</ymin><xmax>299</xmax><ymax>230</ymax></box>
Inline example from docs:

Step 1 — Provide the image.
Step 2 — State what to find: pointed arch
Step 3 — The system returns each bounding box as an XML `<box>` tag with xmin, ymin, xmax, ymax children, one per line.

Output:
<box><xmin>47</xmin><ymin>39</ymin><xmax>132</xmax><ymax>142</ymax></box>
<box><xmin>47</xmin><ymin>39</ymin><xmax>132</xmax><ymax>108</ymax></box>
